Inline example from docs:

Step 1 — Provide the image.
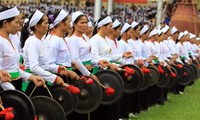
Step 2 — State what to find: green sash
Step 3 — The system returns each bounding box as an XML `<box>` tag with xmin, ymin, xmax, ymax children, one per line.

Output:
<box><xmin>180</xmin><ymin>56</ymin><xmax>186</xmax><ymax>59</ymax></box>
<box><xmin>19</xmin><ymin>55</ymin><xmax>23</xmax><ymax>64</ymax></box>
<box><xmin>82</xmin><ymin>60</ymin><xmax>99</xmax><ymax>74</ymax></box>
<box><xmin>21</xmin><ymin>69</ymin><xmax>32</xmax><ymax>92</ymax></box>
<box><xmin>9</xmin><ymin>72</ymin><xmax>20</xmax><ymax>79</ymax></box>
<box><xmin>153</xmin><ymin>59</ymin><xmax>159</xmax><ymax>63</ymax></box>
<box><xmin>82</xmin><ymin>60</ymin><xmax>91</xmax><ymax>65</ymax></box>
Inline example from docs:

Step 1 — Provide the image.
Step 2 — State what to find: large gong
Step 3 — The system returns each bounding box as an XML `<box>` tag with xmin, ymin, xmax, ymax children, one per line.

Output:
<box><xmin>178</xmin><ymin>65</ymin><xmax>193</xmax><ymax>85</ymax></box>
<box><xmin>156</xmin><ymin>66</ymin><xmax>170</xmax><ymax>88</ymax></box>
<box><xmin>118</xmin><ymin>64</ymin><xmax>144</xmax><ymax>93</ymax></box>
<box><xmin>166</xmin><ymin>66</ymin><xmax>178</xmax><ymax>88</ymax></box>
<box><xmin>0</xmin><ymin>90</ymin><xmax>35</xmax><ymax>120</ymax></box>
<box><xmin>147</xmin><ymin>66</ymin><xmax>160</xmax><ymax>86</ymax></box>
<box><xmin>49</xmin><ymin>85</ymin><xmax>78</xmax><ymax>115</ymax></box>
<box><xmin>31</xmin><ymin>96</ymin><xmax>66</xmax><ymax>120</ymax></box>
<box><xmin>95</xmin><ymin>69</ymin><xmax>124</xmax><ymax>105</ymax></box>
<box><xmin>68</xmin><ymin>77</ymin><xmax>102</xmax><ymax>113</ymax></box>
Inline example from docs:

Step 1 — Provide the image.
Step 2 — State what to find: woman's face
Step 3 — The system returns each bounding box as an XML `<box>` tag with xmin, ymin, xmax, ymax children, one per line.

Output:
<box><xmin>17</xmin><ymin>14</ymin><xmax>23</xmax><ymax>31</ymax></box>
<box><xmin>74</xmin><ymin>16</ymin><xmax>88</xmax><ymax>34</ymax></box>
<box><xmin>132</xmin><ymin>29</ymin><xmax>139</xmax><ymax>38</ymax></box>
<box><xmin>152</xmin><ymin>36</ymin><xmax>157</xmax><ymax>42</ymax></box>
<box><xmin>63</xmin><ymin>16</ymin><xmax>71</xmax><ymax>33</ymax></box>
<box><xmin>174</xmin><ymin>33</ymin><xmax>178</xmax><ymax>40</ymax></box>
<box><xmin>172</xmin><ymin>33</ymin><xmax>178</xmax><ymax>40</ymax></box>
<box><xmin>35</xmin><ymin>15</ymin><xmax>49</xmax><ymax>35</ymax></box>
<box><xmin>136</xmin><ymin>26</ymin><xmax>140</xmax><ymax>36</ymax></box>
<box><xmin>86</xmin><ymin>26</ymin><xmax>93</xmax><ymax>35</ymax></box>
<box><xmin>104</xmin><ymin>22</ymin><xmax>113</xmax><ymax>35</ymax></box>
<box><xmin>134</xmin><ymin>26</ymin><xmax>140</xmax><ymax>38</ymax></box>
<box><xmin>126</xmin><ymin>28</ymin><xmax>132</xmax><ymax>39</ymax></box>
<box><xmin>180</xmin><ymin>37</ymin><xmax>184</xmax><ymax>42</ymax></box>
<box><xmin>5</xmin><ymin>17</ymin><xmax>19</xmax><ymax>34</ymax></box>
<box><xmin>182</xmin><ymin>35</ymin><xmax>187</xmax><ymax>42</ymax></box>
<box><xmin>155</xmin><ymin>35</ymin><xmax>160</xmax><ymax>41</ymax></box>
<box><xmin>115</xmin><ymin>26</ymin><xmax>121</xmax><ymax>38</ymax></box>
<box><xmin>145</xmin><ymin>31</ymin><xmax>150</xmax><ymax>40</ymax></box>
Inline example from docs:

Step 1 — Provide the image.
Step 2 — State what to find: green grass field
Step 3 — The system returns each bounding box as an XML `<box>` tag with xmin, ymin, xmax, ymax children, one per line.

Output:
<box><xmin>129</xmin><ymin>79</ymin><xmax>200</xmax><ymax>120</ymax></box>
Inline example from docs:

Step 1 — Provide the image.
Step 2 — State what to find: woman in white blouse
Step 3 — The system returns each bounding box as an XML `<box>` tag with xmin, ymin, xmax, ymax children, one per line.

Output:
<box><xmin>106</xmin><ymin>19</ymin><xmax>132</xmax><ymax>65</ymax></box>
<box><xmin>176</xmin><ymin>32</ymin><xmax>192</xmax><ymax>64</ymax></box>
<box><xmin>118</xmin><ymin>23</ymin><xmax>134</xmax><ymax>64</ymax></box>
<box><xmin>21</xmin><ymin>10</ymin><xmax>79</xmax><ymax>94</ymax></box>
<box><xmin>90</xmin><ymin>16</ymin><xmax>133</xmax><ymax>71</ymax></box>
<box><xmin>128</xmin><ymin>21</ymin><xmax>145</xmax><ymax>65</ymax></box>
<box><xmin>0</xmin><ymin>6</ymin><xmax>45</xmax><ymax>91</ymax></box>
<box><xmin>45</xmin><ymin>9</ymin><xmax>79</xmax><ymax>80</ymax></box>
<box><xmin>106</xmin><ymin>19</ymin><xmax>122</xmax><ymax>56</ymax></box>
<box><xmin>138</xmin><ymin>25</ymin><xmax>153</xmax><ymax>66</ymax></box>
<box><xmin>68</xmin><ymin>11</ymin><xmax>107</xmax><ymax>80</ymax></box>
<box><xmin>89</xmin><ymin>16</ymin><xmax>132</xmax><ymax>120</ymax></box>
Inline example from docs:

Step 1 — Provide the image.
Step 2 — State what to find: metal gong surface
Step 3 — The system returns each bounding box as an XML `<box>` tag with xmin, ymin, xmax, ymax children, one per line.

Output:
<box><xmin>166</xmin><ymin>67</ymin><xmax>178</xmax><ymax>88</ymax></box>
<box><xmin>119</xmin><ymin>64</ymin><xmax>144</xmax><ymax>93</ymax></box>
<box><xmin>156</xmin><ymin>66</ymin><xmax>170</xmax><ymax>88</ymax></box>
<box><xmin>0</xmin><ymin>90</ymin><xmax>35</xmax><ymax>120</ymax></box>
<box><xmin>68</xmin><ymin>78</ymin><xmax>102</xmax><ymax>113</ymax></box>
<box><xmin>31</xmin><ymin>96</ymin><xmax>66</xmax><ymax>120</ymax></box>
<box><xmin>188</xmin><ymin>64</ymin><xmax>199</xmax><ymax>81</ymax></box>
<box><xmin>147</xmin><ymin>66</ymin><xmax>160</xmax><ymax>86</ymax></box>
<box><xmin>49</xmin><ymin>85</ymin><xmax>78</xmax><ymax>115</ymax></box>
<box><xmin>95</xmin><ymin>69</ymin><xmax>124</xmax><ymax>105</ymax></box>
<box><xmin>178</xmin><ymin>65</ymin><xmax>193</xmax><ymax>85</ymax></box>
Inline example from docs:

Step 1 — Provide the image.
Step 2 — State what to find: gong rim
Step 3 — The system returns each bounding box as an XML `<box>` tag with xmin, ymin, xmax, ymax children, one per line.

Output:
<box><xmin>31</xmin><ymin>96</ymin><xmax>66</xmax><ymax>120</ymax></box>
<box><xmin>0</xmin><ymin>90</ymin><xmax>35</xmax><ymax>120</ymax></box>
<box><xmin>120</xmin><ymin>64</ymin><xmax>144</xmax><ymax>93</ymax></box>
<box><xmin>147</xmin><ymin>66</ymin><xmax>160</xmax><ymax>86</ymax></box>
<box><xmin>156</xmin><ymin>66</ymin><xmax>170</xmax><ymax>88</ymax></box>
<box><xmin>95</xmin><ymin>69</ymin><xmax>124</xmax><ymax>105</ymax></box>
<box><xmin>49</xmin><ymin>85</ymin><xmax>78</xmax><ymax>115</ymax></box>
<box><xmin>68</xmin><ymin>77</ymin><xmax>103</xmax><ymax>113</ymax></box>
<box><xmin>166</xmin><ymin>66</ymin><xmax>178</xmax><ymax>88</ymax></box>
<box><xmin>188</xmin><ymin>64</ymin><xmax>199</xmax><ymax>81</ymax></box>
<box><xmin>178</xmin><ymin>65</ymin><xmax>193</xmax><ymax>85</ymax></box>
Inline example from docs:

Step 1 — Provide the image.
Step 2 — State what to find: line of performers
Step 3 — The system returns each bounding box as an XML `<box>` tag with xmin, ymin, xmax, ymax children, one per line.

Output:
<box><xmin>0</xmin><ymin>6</ymin><xmax>199</xmax><ymax>120</ymax></box>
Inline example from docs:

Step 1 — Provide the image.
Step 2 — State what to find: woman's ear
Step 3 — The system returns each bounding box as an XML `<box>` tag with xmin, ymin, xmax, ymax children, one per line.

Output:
<box><xmin>3</xmin><ymin>20</ymin><xmax>8</xmax><ymax>28</ymax></box>
<box><xmin>124</xmin><ymin>32</ymin><xmax>128</xmax><ymax>38</ymax></box>
<box><xmin>73</xmin><ymin>23</ymin><xmax>77</xmax><ymax>28</ymax></box>
<box><xmin>101</xmin><ymin>25</ymin><xmax>106</xmax><ymax>30</ymax></box>
<box><xmin>35</xmin><ymin>24</ymin><xmax>41</xmax><ymax>31</ymax></box>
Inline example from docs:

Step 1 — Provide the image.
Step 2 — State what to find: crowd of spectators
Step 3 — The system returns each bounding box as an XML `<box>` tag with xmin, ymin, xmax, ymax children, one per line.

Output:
<box><xmin>0</xmin><ymin>0</ymin><xmax>199</xmax><ymax>26</ymax></box>
<box><xmin>0</xmin><ymin>0</ymin><xmax>158</xmax><ymax>25</ymax></box>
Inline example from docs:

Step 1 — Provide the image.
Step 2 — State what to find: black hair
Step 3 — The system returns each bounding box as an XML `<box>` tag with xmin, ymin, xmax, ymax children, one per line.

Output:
<box><xmin>165</xmin><ymin>29</ymin><xmax>170</xmax><ymax>34</ymax></box>
<box><xmin>158</xmin><ymin>32</ymin><xmax>162</xmax><ymax>37</ymax></box>
<box><xmin>140</xmin><ymin>25</ymin><xmax>144</xmax><ymax>31</ymax></box>
<box><xmin>0</xmin><ymin>6</ymin><xmax>16</xmax><ymax>28</ymax></box>
<box><xmin>113</xmin><ymin>24</ymin><xmax>121</xmax><ymax>30</ymax></box>
<box><xmin>140</xmin><ymin>26</ymin><xmax>149</xmax><ymax>36</ymax></box>
<box><xmin>20</xmin><ymin>10</ymin><xmax>44</xmax><ymax>48</ymax></box>
<box><xmin>175</xmin><ymin>39</ymin><xmax>179</xmax><ymax>44</ymax></box>
<box><xmin>92</xmin><ymin>16</ymin><xmax>110</xmax><ymax>36</ymax></box>
<box><xmin>173</xmin><ymin>30</ymin><xmax>179</xmax><ymax>35</ymax></box>
<box><xmin>120</xmin><ymin>26</ymin><xmax>131</xmax><ymax>38</ymax></box>
<box><xmin>49</xmin><ymin>10</ymin><xmax>68</xmax><ymax>28</ymax></box>
<box><xmin>124</xmin><ymin>27</ymin><xmax>131</xmax><ymax>34</ymax></box>
<box><xmin>143</xmin><ymin>30</ymin><xmax>149</xmax><ymax>36</ymax></box>
<box><xmin>133</xmin><ymin>24</ymin><xmax>139</xmax><ymax>31</ymax></box>
<box><xmin>72</xmin><ymin>14</ymin><xmax>88</xmax><ymax>34</ymax></box>
<box><xmin>139</xmin><ymin>26</ymin><xmax>149</xmax><ymax>38</ymax></box>
<box><xmin>117</xmin><ymin>25</ymin><xmax>131</xmax><ymax>40</ymax></box>
<box><xmin>112</xmin><ymin>18</ymin><xmax>121</xmax><ymax>30</ymax></box>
